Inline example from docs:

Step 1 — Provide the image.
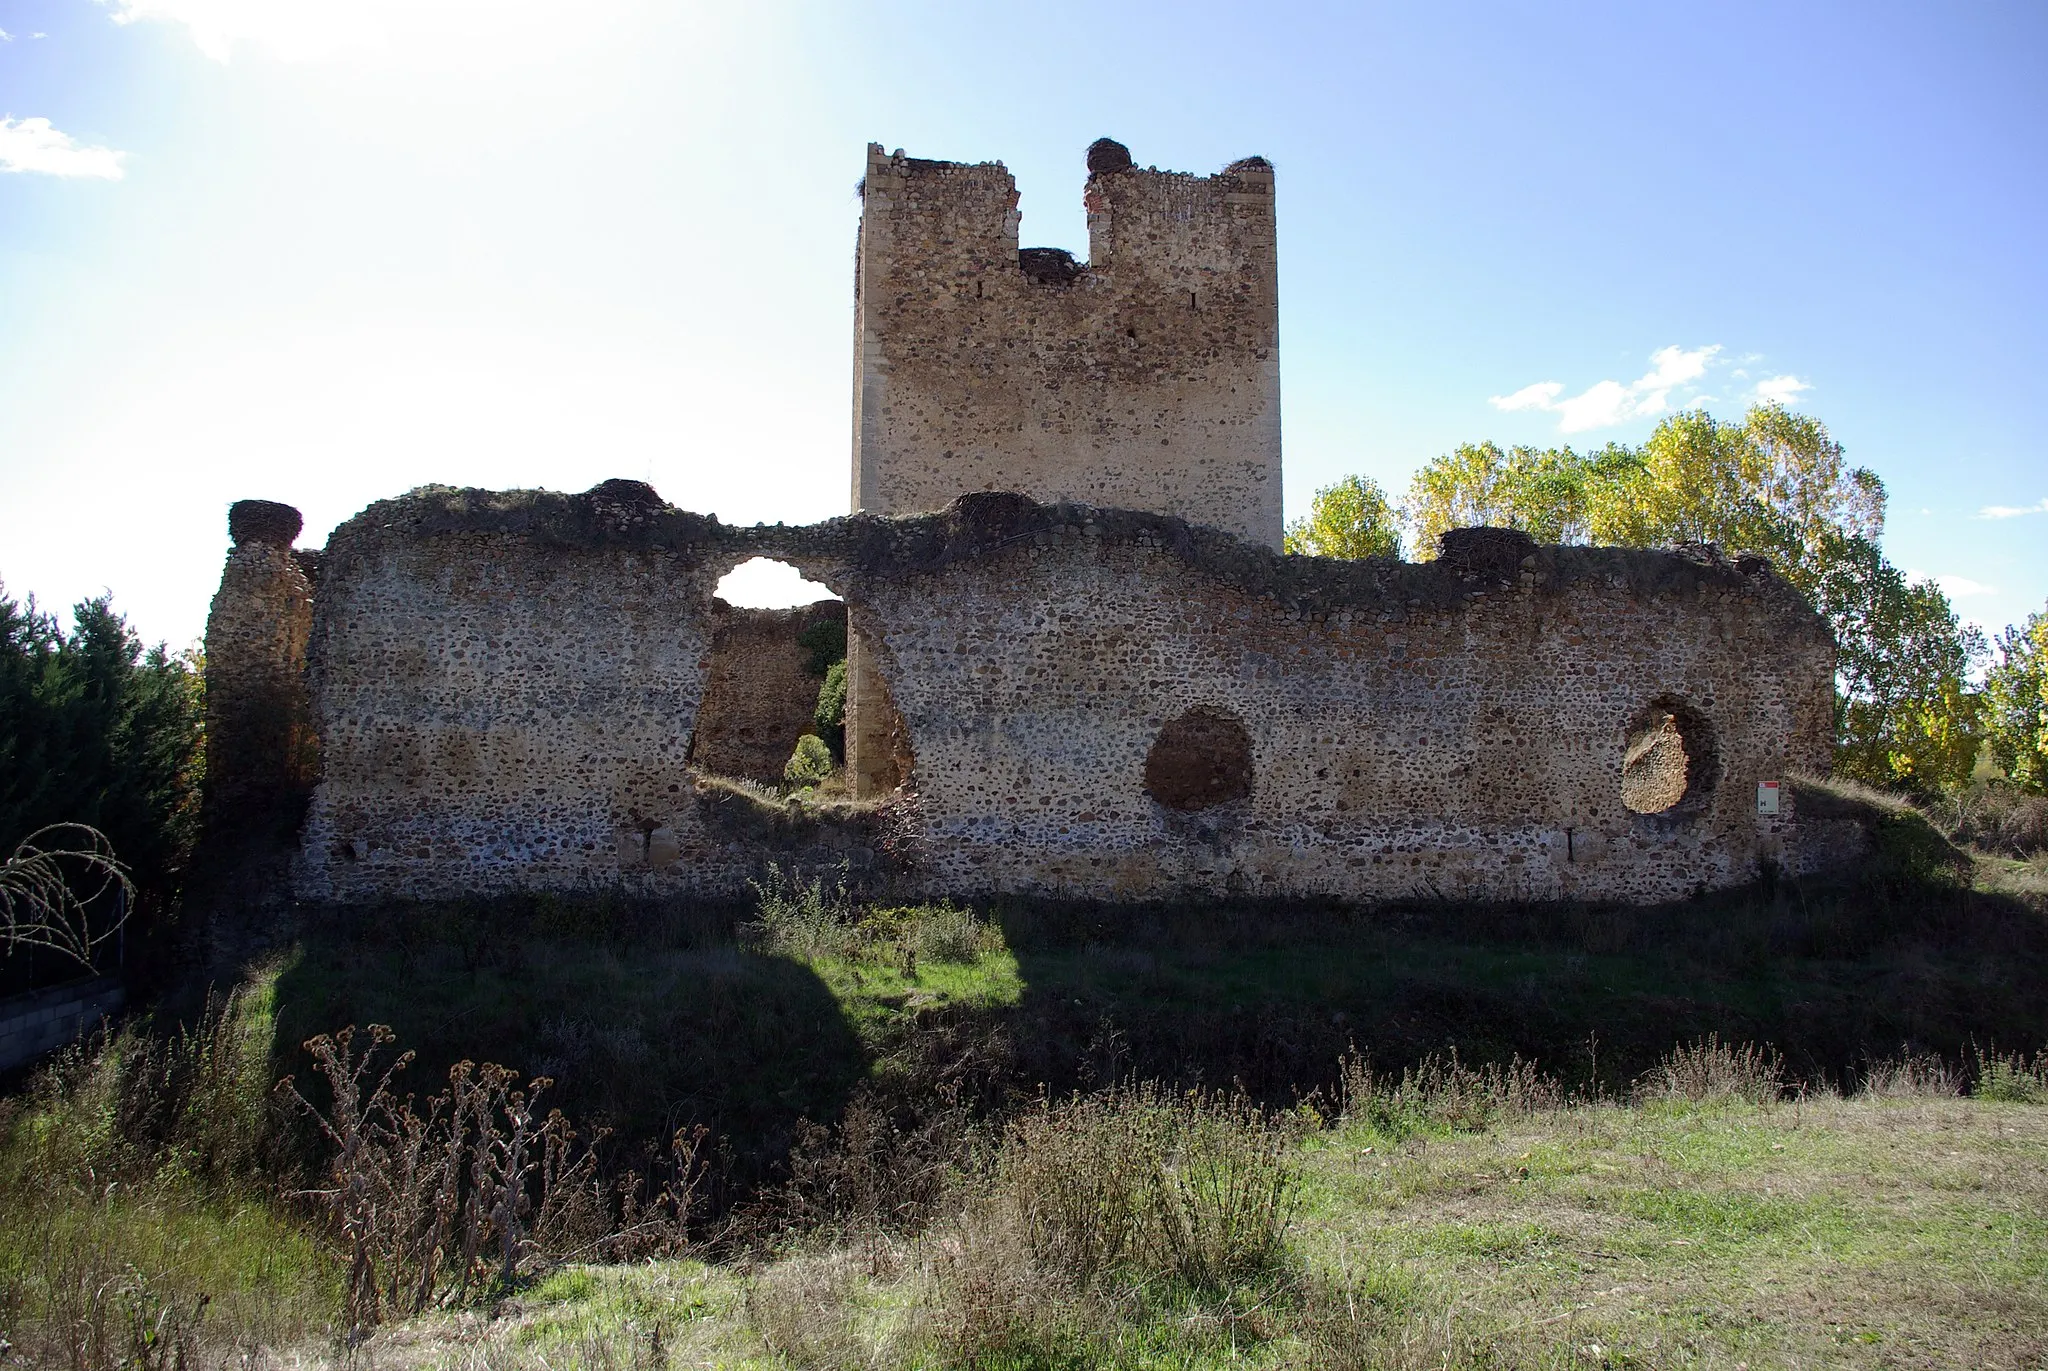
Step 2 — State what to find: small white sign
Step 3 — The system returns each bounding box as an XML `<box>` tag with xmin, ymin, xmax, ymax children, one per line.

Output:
<box><xmin>1756</xmin><ymin>780</ymin><xmax>1781</xmax><ymax>816</ymax></box>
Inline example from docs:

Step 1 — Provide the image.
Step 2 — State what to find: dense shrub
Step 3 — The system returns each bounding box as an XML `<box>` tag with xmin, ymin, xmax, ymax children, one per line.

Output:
<box><xmin>812</xmin><ymin>659</ymin><xmax>848</xmax><ymax>761</ymax></box>
<box><xmin>1935</xmin><ymin>782</ymin><xmax>2048</xmax><ymax>858</ymax></box>
<box><xmin>785</xmin><ymin>732</ymin><xmax>835</xmax><ymax>790</ymax></box>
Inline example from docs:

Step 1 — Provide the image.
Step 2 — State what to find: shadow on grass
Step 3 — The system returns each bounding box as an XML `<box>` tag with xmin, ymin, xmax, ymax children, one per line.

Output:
<box><xmin>987</xmin><ymin>853</ymin><xmax>2048</xmax><ymax>1101</ymax></box>
<box><xmin>268</xmin><ymin>896</ymin><xmax>869</xmax><ymax>1197</ymax></box>
<box><xmin>258</xmin><ymin>821</ymin><xmax>2048</xmax><ymax>1196</ymax></box>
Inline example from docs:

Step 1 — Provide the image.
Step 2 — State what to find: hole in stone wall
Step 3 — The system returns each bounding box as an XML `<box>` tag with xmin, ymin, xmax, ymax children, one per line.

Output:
<box><xmin>689</xmin><ymin>560</ymin><xmax>846</xmax><ymax>789</ymax></box>
<box><xmin>714</xmin><ymin>557</ymin><xmax>840</xmax><ymax>610</ymax></box>
<box><xmin>1144</xmin><ymin>706</ymin><xmax>1254</xmax><ymax>811</ymax></box>
<box><xmin>1620</xmin><ymin>696</ymin><xmax>1718</xmax><ymax>816</ymax></box>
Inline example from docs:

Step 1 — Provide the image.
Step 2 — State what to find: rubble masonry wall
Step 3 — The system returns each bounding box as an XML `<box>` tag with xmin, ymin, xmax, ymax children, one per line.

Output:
<box><xmin>852</xmin><ymin>145</ymin><xmax>1281</xmax><ymax>546</ymax></box>
<box><xmin>281</xmin><ymin>487</ymin><xmax>1842</xmax><ymax>905</ymax></box>
<box><xmin>203</xmin><ymin>503</ymin><xmax>316</xmax><ymax>819</ymax></box>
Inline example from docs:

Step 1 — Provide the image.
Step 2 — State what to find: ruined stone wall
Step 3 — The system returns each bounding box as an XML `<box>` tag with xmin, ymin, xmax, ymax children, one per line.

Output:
<box><xmin>690</xmin><ymin>599</ymin><xmax>844</xmax><ymax>784</ymax></box>
<box><xmin>847</xmin><ymin>140</ymin><xmax>1282</xmax><ymax>795</ymax></box>
<box><xmin>297</xmin><ymin>484</ymin><xmax>724</xmax><ymax>899</ymax></box>
<box><xmin>204</xmin><ymin>501</ymin><xmax>316</xmax><ymax>819</ymax></box>
<box><xmin>851</xmin><ymin>142</ymin><xmax>1281</xmax><ymax>548</ymax></box>
<box><xmin>855</xmin><ymin>507</ymin><xmax>1836</xmax><ymax>904</ymax></box>
<box><xmin>286</xmin><ymin>486</ymin><xmax>1841</xmax><ymax>906</ymax></box>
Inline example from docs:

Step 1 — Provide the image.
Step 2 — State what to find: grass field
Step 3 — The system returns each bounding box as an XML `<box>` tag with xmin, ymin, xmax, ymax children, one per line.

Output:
<box><xmin>347</xmin><ymin>1092</ymin><xmax>2048</xmax><ymax>1369</ymax></box>
<box><xmin>4</xmin><ymin>807</ymin><xmax>2047</xmax><ymax>1369</ymax></box>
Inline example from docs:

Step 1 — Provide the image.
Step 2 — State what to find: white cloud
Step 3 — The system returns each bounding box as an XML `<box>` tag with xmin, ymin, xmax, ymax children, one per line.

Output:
<box><xmin>105</xmin><ymin>0</ymin><xmax>295</xmax><ymax>62</ymax></box>
<box><xmin>0</xmin><ymin>28</ymin><xmax>13</xmax><ymax>40</ymax></box>
<box><xmin>1490</xmin><ymin>380</ymin><xmax>1563</xmax><ymax>412</ymax></box>
<box><xmin>1752</xmin><ymin>374</ymin><xmax>1811</xmax><ymax>405</ymax></box>
<box><xmin>1979</xmin><ymin>497</ymin><xmax>2048</xmax><ymax>520</ymax></box>
<box><xmin>1488</xmin><ymin>344</ymin><xmax>1721</xmax><ymax>434</ymax></box>
<box><xmin>1554</xmin><ymin>378</ymin><xmax>1634</xmax><ymax>431</ymax></box>
<box><xmin>1910</xmin><ymin>572</ymin><xmax>1999</xmax><ymax>599</ymax></box>
<box><xmin>0</xmin><ymin>117</ymin><xmax>127</xmax><ymax>179</ymax></box>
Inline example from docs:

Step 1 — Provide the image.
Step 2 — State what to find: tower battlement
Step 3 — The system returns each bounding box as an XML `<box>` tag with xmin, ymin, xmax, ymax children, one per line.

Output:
<box><xmin>851</xmin><ymin>139</ymin><xmax>1282</xmax><ymax>549</ymax></box>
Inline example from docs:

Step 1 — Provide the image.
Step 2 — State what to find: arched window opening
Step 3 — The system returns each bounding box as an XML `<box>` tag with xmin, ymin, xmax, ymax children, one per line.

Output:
<box><xmin>689</xmin><ymin>560</ymin><xmax>846</xmax><ymax>791</ymax></box>
<box><xmin>1620</xmin><ymin>696</ymin><xmax>1718</xmax><ymax>817</ymax></box>
<box><xmin>715</xmin><ymin>557</ymin><xmax>839</xmax><ymax>610</ymax></box>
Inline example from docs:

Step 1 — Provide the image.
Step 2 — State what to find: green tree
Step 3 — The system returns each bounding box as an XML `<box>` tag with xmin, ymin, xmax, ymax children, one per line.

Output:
<box><xmin>784</xmin><ymin>733</ymin><xmax>834</xmax><ymax>790</ymax></box>
<box><xmin>813</xmin><ymin>658</ymin><xmax>848</xmax><ymax>762</ymax></box>
<box><xmin>1283</xmin><ymin>475</ymin><xmax>1402</xmax><ymax>559</ymax></box>
<box><xmin>1404</xmin><ymin>442</ymin><xmax>1610</xmax><ymax>552</ymax></box>
<box><xmin>1615</xmin><ymin>406</ymin><xmax>1884</xmax><ymax>585</ymax></box>
<box><xmin>1393</xmin><ymin>406</ymin><xmax>1985</xmax><ymax>794</ymax></box>
<box><xmin>0</xmin><ymin>587</ymin><xmax>203</xmax><ymax>904</ymax></box>
<box><xmin>1808</xmin><ymin>536</ymin><xmax>1986</xmax><ymax>794</ymax></box>
<box><xmin>1984</xmin><ymin>602</ymin><xmax>2048</xmax><ymax>792</ymax></box>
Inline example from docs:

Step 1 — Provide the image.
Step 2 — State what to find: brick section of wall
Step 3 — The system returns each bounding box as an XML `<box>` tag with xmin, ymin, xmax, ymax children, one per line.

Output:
<box><xmin>288</xmin><ymin>486</ymin><xmax>1843</xmax><ymax>906</ymax></box>
<box><xmin>852</xmin><ymin>144</ymin><xmax>1281</xmax><ymax>548</ymax></box>
<box><xmin>204</xmin><ymin>505</ymin><xmax>316</xmax><ymax>819</ymax></box>
<box><xmin>0</xmin><ymin>977</ymin><xmax>124</xmax><ymax>1074</ymax></box>
<box><xmin>691</xmin><ymin>599</ymin><xmax>845</xmax><ymax>784</ymax></box>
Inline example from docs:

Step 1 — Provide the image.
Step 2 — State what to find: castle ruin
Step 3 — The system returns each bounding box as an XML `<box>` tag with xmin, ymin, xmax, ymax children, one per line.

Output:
<box><xmin>203</xmin><ymin>140</ymin><xmax>1856</xmax><ymax>909</ymax></box>
<box><xmin>845</xmin><ymin>139</ymin><xmax>1282</xmax><ymax>794</ymax></box>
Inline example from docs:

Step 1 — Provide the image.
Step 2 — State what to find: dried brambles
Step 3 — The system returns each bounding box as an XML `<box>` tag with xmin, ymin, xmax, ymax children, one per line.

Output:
<box><xmin>275</xmin><ymin>1025</ymin><xmax>707</xmax><ymax>1335</ymax></box>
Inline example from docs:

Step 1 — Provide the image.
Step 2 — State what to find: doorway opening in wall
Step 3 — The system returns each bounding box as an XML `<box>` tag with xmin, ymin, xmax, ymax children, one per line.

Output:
<box><xmin>686</xmin><ymin>559</ymin><xmax>848</xmax><ymax>798</ymax></box>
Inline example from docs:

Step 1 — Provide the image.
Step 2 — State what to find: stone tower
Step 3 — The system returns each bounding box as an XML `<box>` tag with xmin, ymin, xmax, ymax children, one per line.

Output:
<box><xmin>203</xmin><ymin>500</ymin><xmax>317</xmax><ymax>823</ymax></box>
<box><xmin>847</xmin><ymin>138</ymin><xmax>1283</xmax><ymax>793</ymax></box>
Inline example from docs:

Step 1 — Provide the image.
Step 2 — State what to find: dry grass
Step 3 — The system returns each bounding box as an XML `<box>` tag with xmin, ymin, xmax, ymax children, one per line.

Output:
<box><xmin>330</xmin><ymin>1082</ymin><xmax>2048</xmax><ymax>1370</ymax></box>
<box><xmin>1935</xmin><ymin>783</ymin><xmax>2048</xmax><ymax>859</ymax></box>
<box><xmin>1630</xmin><ymin>1035</ymin><xmax>1784</xmax><ymax>1106</ymax></box>
<box><xmin>0</xmin><ymin>989</ymin><xmax>339</xmax><ymax>1369</ymax></box>
<box><xmin>1859</xmin><ymin>1050</ymin><xmax>1963</xmax><ymax>1098</ymax></box>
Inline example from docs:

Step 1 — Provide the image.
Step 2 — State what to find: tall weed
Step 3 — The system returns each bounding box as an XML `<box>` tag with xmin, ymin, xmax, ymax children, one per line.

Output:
<box><xmin>276</xmin><ymin>1024</ymin><xmax>704</xmax><ymax>1336</ymax></box>
<box><xmin>1859</xmin><ymin>1050</ymin><xmax>1962</xmax><ymax>1098</ymax></box>
<box><xmin>1337</xmin><ymin>1047</ymin><xmax>1559</xmax><ymax>1139</ymax></box>
<box><xmin>1633</xmin><ymin>1035</ymin><xmax>1784</xmax><ymax>1105</ymax></box>
<box><xmin>1970</xmin><ymin>1045</ymin><xmax>2048</xmax><ymax>1103</ymax></box>
<box><xmin>15</xmin><ymin>987</ymin><xmax>272</xmax><ymax>1193</ymax></box>
<box><xmin>0</xmin><ymin>994</ymin><xmax>335</xmax><ymax>1369</ymax></box>
<box><xmin>914</xmin><ymin>1084</ymin><xmax>1302</xmax><ymax>1364</ymax></box>
<box><xmin>745</xmin><ymin>864</ymin><xmax>861</xmax><ymax>961</ymax></box>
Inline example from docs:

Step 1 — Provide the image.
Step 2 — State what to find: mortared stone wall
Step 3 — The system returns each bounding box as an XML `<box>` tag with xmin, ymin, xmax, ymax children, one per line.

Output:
<box><xmin>250</xmin><ymin>485</ymin><xmax>1850</xmax><ymax>906</ymax></box>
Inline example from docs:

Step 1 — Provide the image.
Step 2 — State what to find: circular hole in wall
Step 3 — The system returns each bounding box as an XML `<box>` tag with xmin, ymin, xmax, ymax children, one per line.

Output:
<box><xmin>1620</xmin><ymin>696</ymin><xmax>1718</xmax><ymax>816</ymax></box>
<box><xmin>1144</xmin><ymin>706</ymin><xmax>1254</xmax><ymax>811</ymax></box>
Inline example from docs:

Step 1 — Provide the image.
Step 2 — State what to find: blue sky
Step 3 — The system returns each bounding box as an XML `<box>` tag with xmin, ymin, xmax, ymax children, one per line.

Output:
<box><xmin>1</xmin><ymin>0</ymin><xmax>2043</xmax><ymax>646</ymax></box>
